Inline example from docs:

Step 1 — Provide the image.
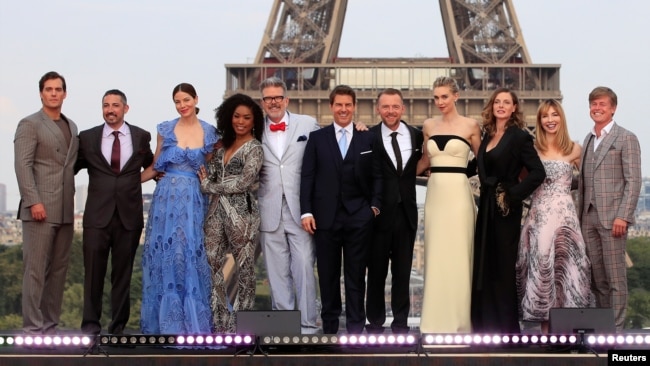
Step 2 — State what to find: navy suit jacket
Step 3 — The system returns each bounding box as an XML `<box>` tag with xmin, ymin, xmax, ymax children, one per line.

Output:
<box><xmin>300</xmin><ymin>123</ymin><xmax>382</xmax><ymax>230</ymax></box>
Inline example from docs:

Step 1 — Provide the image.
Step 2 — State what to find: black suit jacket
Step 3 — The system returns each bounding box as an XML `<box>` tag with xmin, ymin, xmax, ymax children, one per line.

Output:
<box><xmin>75</xmin><ymin>123</ymin><xmax>154</xmax><ymax>230</ymax></box>
<box><xmin>476</xmin><ymin>127</ymin><xmax>545</xmax><ymax>205</ymax></box>
<box><xmin>300</xmin><ymin>123</ymin><xmax>382</xmax><ymax>230</ymax></box>
<box><xmin>370</xmin><ymin>121</ymin><xmax>423</xmax><ymax>231</ymax></box>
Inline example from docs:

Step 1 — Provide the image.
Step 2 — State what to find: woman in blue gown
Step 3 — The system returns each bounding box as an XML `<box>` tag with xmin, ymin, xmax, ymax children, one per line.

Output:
<box><xmin>140</xmin><ymin>83</ymin><xmax>218</xmax><ymax>334</ymax></box>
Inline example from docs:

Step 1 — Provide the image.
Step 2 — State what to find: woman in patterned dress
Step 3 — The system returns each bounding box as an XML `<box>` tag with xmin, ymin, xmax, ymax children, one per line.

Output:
<box><xmin>198</xmin><ymin>94</ymin><xmax>264</xmax><ymax>333</ymax></box>
<box><xmin>516</xmin><ymin>99</ymin><xmax>591</xmax><ymax>333</ymax></box>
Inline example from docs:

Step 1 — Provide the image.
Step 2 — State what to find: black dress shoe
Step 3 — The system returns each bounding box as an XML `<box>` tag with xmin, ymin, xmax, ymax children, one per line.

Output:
<box><xmin>390</xmin><ymin>326</ymin><xmax>410</xmax><ymax>334</ymax></box>
<box><xmin>365</xmin><ymin>325</ymin><xmax>384</xmax><ymax>334</ymax></box>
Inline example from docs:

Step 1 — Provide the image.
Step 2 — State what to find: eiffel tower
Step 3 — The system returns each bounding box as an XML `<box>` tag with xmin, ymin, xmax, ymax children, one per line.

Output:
<box><xmin>224</xmin><ymin>0</ymin><xmax>560</xmax><ymax>127</ymax></box>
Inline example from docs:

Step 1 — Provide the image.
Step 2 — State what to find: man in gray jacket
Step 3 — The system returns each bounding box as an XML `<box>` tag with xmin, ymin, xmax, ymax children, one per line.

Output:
<box><xmin>14</xmin><ymin>71</ymin><xmax>78</xmax><ymax>334</ymax></box>
<box><xmin>257</xmin><ymin>77</ymin><xmax>320</xmax><ymax>334</ymax></box>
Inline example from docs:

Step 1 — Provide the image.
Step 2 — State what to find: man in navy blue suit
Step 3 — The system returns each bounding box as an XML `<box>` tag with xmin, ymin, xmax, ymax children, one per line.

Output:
<box><xmin>300</xmin><ymin>85</ymin><xmax>382</xmax><ymax>334</ymax></box>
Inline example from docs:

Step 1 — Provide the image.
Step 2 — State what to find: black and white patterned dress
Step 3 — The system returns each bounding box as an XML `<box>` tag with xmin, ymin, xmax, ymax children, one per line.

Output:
<box><xmin>201</xmin><ymin>139</ymin><xmax>263</xmax><ymax>333</ymax></box>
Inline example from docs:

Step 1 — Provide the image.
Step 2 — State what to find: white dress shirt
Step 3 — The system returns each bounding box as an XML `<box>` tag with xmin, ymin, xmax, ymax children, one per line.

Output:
<box><xmin>381</xmin><ymin>121</ymin><xmax>412</xmax><ymax>171</ymax></box>
<box><xmin>267</xmin><ymin>112</ymin><xmax>289</xmax><ymax>158</ymax></box>
<box><xmin>591</xmin><ymin>119</ymin><xmax>615</xmax><ymax>151</ymax></box>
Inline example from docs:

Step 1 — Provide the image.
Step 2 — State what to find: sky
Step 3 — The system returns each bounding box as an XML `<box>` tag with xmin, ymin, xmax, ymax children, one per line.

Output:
<box><xmin>1</xmin><ymin>0</ymin><xmax>648</xmax><ymax>210</ymax></box>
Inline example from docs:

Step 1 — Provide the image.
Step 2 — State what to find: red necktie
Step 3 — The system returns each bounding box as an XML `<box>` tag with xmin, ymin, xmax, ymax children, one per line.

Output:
<box><xmin>270</xmin><ymin>122</ymin><xmax>286</xmax><ymax>132</ymax></box>
<box><xmin>111</xmin><ymin>131</ymin><xmax>121</xmax><ymax>174</ymax></box>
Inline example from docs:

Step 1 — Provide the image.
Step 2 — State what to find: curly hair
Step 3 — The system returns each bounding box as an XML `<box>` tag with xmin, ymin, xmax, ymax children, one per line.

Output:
<box><xmin>481</xmin><ymin>87</ymin><xmax>525</xmax><ymax>136</ymax></box>
<box><xmin>214</xmin><ymin>93</ymin><xmax>264</xmax><ymax>148</ymax></box>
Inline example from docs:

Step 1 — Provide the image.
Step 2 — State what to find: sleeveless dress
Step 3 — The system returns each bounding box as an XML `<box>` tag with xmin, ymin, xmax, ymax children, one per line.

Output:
<box><xmin>140</xmin><ymin>118</ymin><xmax>218</xmax><ymax>334</ymax></box>
<box><xmin>516</xmin><ymin>160</ymin><xmax>591</xmax><ymax>322</ymax></box>
<box><xmin>420</xmin><ymin>135</ymin><xmax>475</xmax><ymax>333</ymax></box>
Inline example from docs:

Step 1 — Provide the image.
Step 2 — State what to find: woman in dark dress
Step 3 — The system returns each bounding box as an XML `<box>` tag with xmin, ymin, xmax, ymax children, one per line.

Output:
<box><xmin>471</xmin><ymin>88</ymin><xmax>546</xmax><ymax>334</ymax></box>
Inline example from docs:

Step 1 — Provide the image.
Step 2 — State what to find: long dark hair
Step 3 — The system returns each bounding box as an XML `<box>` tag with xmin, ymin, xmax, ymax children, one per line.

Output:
<box><xmin>215</xmin><ymin>93</ymin><xmax>264</xmax><ymax>148</ymax></box>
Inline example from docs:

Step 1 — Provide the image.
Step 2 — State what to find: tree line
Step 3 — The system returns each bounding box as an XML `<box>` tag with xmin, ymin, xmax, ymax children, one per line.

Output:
<box><xmin>1</xmin><ymin>235</ymin><xmax>649</xmax><ymax>330</ymax></box>
<box><xmin>0</xmin><ymin>233</ymin><xmax>272</xmax><ymax>331</ymax></box>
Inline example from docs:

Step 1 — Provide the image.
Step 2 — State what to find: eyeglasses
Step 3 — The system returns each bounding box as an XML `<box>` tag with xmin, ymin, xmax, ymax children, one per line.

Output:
<box><xmin>262</xmin><ymin>96</ymin><xmax>285</xmax><ymax>104</ymax></box>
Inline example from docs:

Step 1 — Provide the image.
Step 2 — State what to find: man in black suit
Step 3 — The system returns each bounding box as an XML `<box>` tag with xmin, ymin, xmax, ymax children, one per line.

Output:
<box><xmin>300</xmin><ymin>85</ymin><xmax>382</xmax><ymax>334</ymax></box>
<box><xmin>75</xmin><ymin>89</ymin><xmax>154</xmax><ymax>335</ymax></box>
<box><xmin>365</xmin><ymin>88</ymin><xmax>425</xmax><ymax>334</ymax></box>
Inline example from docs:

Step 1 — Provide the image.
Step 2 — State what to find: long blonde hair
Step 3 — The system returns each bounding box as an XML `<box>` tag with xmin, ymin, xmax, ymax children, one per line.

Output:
<box><xmin>534</xmin><ymin>99</ymin><xmax>574</xmax><ymax>155</ymax></box>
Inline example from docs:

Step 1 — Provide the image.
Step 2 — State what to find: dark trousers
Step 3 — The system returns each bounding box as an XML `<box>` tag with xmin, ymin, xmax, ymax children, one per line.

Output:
<box><xmin>366</xmin><ymin>207</ymin><xmax>415</xmax><ymax>333</ymax></box>
<box><xmin>315</xmin><ymin>207</ymin><xmax>373</xmax><ymax>334</ymax></box>
<box><xmin>81</xmin><ymin>210</ymin><xmax>141</xmax><ymax>334</ymax></box>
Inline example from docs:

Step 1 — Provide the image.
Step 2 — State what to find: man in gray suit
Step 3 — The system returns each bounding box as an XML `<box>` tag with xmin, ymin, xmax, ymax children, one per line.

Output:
<box><xmin>75</xmin><ymin>89</ymin><xmax>153</xmax><ymax>335</ymax></box>
<box><xmin>578</xmin><ymin>86</ymin><xmax>641</xmax><ymax>331</ymax></box>
<box><xmin>257</xmin><ymin>77</ymin><xmax>320</xmax><ymax>334</ymax></box>
<box><xmin>14</xmin><ymin>71</ymin><xmax>79</xmax><ymax>334</ymax></box>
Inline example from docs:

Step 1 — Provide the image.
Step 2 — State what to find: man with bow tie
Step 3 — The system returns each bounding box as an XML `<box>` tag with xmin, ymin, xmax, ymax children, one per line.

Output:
<box><xmin>257</xmin><ymin>77</ymin><xmax>321</xmax><ymax>334</ymax></box>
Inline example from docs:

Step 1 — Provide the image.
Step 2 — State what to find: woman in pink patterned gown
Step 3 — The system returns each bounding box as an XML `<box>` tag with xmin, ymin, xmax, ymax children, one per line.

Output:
<box><xmin>516</xmin><ymin>99</ymin><xmax>591</xmax><ymax>334</ymax></box>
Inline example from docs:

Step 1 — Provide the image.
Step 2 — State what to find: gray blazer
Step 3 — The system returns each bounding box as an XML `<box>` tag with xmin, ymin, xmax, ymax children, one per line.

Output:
<box><xmin>14</xmin><ymin>109</ymin><xmax>78</xmax><ymax>224</ymax></box>
<box><xmin>258</xmin><ymin>112</ymin><xmax>319</xmax><ymax>231</ymax></box>
<box><xmin>578</xmin><ymin>122</ymin><xmax>642</xmax><ymax>228</ymax></box>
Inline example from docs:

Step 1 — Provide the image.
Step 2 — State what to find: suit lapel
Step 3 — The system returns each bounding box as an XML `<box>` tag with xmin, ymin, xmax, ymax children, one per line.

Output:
<box><xmin>404</xmin><ymin>124</ymin><xmax>420</xmax><ymax>170</ymax></box>
<box><xmin>581</xmin><ymin>133</ymin><xmax>593</xmax><ymax>174</ymax></box>
<box><xmin>91</xmin><ymin>126</ymin><xmax>112</xmax><ymax>170</ymax></box>
<box><xmin>262</xmin><ymin>117</ymin><xmax>282</xmax><ymax>162</ymax></box>
<box><xmin>372</xmin><ymin>125</ymin><xmax>393</xmax><ymax>170</ymax></box>
<box><xmin>281</xmin><ymin>112</ymin><xmax>299</xmax><ymax>158</ymax></box>
<box><xmin>592</xmin><ymin>123</ymin><xmax>618</xmax><ymax>169</ymax></box>
<box><xmin>477</xmin><ymin>131</ymin><xmax>490</xmax><ymax>183</ymax></box>
<box><xmin>325</xmin><ymin>124</ymin><xmax>343</xmax><ymax>170</ymax></box>
<box><xmin>62</xmin><ymin>114</ymin><xmax>77</xmax><ymax>167</ymax></box>
<box><xmin>39</xmin><ymin>110</ymin><xmax>68</xmax><ymax>151</ymax></box>
<box><xmin>122</xmin><ymin>123</ymin><xmax>140</xmax><ymax>171</ymax></box>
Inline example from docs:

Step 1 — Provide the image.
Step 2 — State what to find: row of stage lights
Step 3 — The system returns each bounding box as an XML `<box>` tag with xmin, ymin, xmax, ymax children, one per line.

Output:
<box><xmin>1</xmin><ymin>333</ymin><xmax>650</xmax><ymax>348</ymax></box>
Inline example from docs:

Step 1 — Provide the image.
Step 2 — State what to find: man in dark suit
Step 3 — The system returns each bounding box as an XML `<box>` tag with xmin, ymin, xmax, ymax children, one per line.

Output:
<box><xmin>300</xmin><ymin>85</ymin><xmax>382</xmax><ymax>334</ymax></box>
<box><xmin>14</xmin><ymin>71</ymin><xmax>78</xmax><ymax>334</ymax></box>
<box><xmin>75</xmin><ymin>89</ymin><xmax>154</xmax><ymax>335</ymax></box>
<box><xmin>365</xmin><ymin>88</ymin><xmax>425</xmax><ymax>334</ymax></box>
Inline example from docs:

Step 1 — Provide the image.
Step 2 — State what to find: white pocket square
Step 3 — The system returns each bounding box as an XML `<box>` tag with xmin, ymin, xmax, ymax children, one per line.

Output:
<box><xmin>360</xmin><ymin>150</ymin><xmax>372</xmax><ymax>155</ymax></box>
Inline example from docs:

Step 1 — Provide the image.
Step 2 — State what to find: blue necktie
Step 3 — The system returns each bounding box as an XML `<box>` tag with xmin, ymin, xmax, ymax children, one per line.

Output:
<box><xmin>339</xmin><ymin>129</ymin><xmax>348</xmax><ymax>157</ymax></box>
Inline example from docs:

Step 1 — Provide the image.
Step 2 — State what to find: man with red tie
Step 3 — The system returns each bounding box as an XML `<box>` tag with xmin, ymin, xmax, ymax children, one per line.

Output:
<box><xmin>257</xmin><ymin>77</ymin><xmax>321</xmax><ymax>334</ymax></box>
<box><xmin>75</xmin><ymin>89</ymin><xmax>153</xmax><ymax>335</ymax></box>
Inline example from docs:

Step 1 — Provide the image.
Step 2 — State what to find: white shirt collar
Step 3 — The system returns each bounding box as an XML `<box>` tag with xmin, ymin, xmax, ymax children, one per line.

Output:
<box><xmin>380</xmin><ymin>121</ymin><xmax>407</xmax><ymax>137</ymax></box>
<box><xmin>591</xmin><ymin>119</ymin><xmax>615</xmax><ymax>137</ymax></box>
<box><xmin>268</xmin><ymin>112</ymin><xmax>289</xmax><ymax>126</ymax></box>
<box><xmin>334</xmin><ymin>122</ymin><xmax>354</xmax><ymax>135</ymax></box>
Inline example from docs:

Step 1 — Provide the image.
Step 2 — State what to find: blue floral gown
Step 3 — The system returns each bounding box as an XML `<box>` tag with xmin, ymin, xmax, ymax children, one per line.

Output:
<box><xmin>140</xmin><ymin>118</ymin><xmax>218</xmax><ymax>334</ymax></box>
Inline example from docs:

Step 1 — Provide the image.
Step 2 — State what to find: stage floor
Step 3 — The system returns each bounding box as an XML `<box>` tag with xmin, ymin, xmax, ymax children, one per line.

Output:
<box><xmin>0</xmin><ymin>343</ymin><xmax>613</xmax><ymax>366</ymax></box>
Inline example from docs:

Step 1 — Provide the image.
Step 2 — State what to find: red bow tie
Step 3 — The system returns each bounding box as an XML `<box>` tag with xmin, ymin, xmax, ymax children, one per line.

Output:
<box><xmin>270</xmin><ymin>122</ymin><xmax>286</xmax><ymax>132</ymax></box>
